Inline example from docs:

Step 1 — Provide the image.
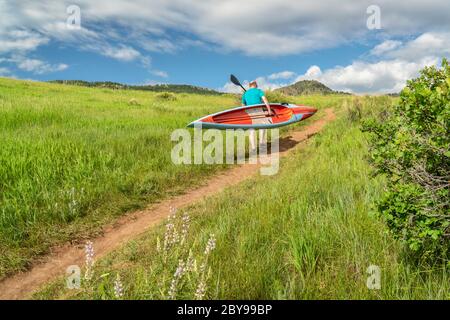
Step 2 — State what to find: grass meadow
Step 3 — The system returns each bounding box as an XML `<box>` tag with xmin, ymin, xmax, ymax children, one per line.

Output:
<box><xmin>0</xmin><ymin>78</ymin><xmax>326</xmax><ymax>279</ymax></box>
<box><xmin>0</xmin><ymin>78</ymin><xmax>240</xmax><ymax>278</ymax></box>
<box><xmin>32</xmin><ymin>94</ymin><xmax>449</xmax><ymax>299</ymax></box>
<box><xmin>1</xmin><ymin>77</ymin><xmax>447</xmax><ymax>299</ymax></box>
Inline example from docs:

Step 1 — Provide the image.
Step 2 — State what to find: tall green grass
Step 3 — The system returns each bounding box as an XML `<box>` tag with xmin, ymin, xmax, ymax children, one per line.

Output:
<box><xmin>35</xmin><ymin>97</ymin><xmax>448</xmax><ymax>300</ymax></box>
<box><xmin>0</xmin><ymin>78</ymin><xmax>239</xmax><ymax>277</ymax></box>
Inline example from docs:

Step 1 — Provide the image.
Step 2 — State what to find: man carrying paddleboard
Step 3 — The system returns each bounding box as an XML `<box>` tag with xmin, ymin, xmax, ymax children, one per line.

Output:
<box><xmin>241</xmin><ymin>80</ymin><xmax>273</xmax><ymax>150</ymax></box>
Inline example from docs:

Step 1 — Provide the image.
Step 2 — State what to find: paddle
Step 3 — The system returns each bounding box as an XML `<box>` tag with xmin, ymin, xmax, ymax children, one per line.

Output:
<box><xmin>230</xmin><ymin>74</ymin><xmax>246</xmax><ymax>92</ymax></box>
<box><xmin>230</xmin><ymin>74</ymin><xmax>276</xmax><ymax>118</ymax></box>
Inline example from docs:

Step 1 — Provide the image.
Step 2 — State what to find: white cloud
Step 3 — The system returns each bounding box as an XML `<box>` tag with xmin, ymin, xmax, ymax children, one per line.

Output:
<box><xmin>16</xmin><ymin>58</ymin><xmax>69</xmax><ymax>74</ymax></box>
<box><xmin>296</xmin><ymin>58</ymin><xmax>439</xmax><ymax>93</ymax></box>
<box><xmin>304</xmin><ymin>65</ymin><xmax>322</xmax><ymax>78</ymax></box>
<box><xmin>151</xmin><ymin>70</ymin><xmax>169</xmax><ymax>78</ymax></box>
<box><xmin>268</xmin><ymin>71</ymin><xmax>296</xmax><ymax>80</ymax></box>
<box><xmin>222</xmin><ymin>32</ymin><xmax>449</xmax><ymax>94</ymax></box>
<box><xmin>2</xmin><ymin>1</ymin><xmax>450</xmax><ymax>57</ymax></box>
<box><xmin>385</xmin><ymin>32</ymin><xmax>450</xmax><ymax>61</ymax></box>
<box><xmin>0</xmin><ymin>30</ymin><xmax>49</xmax><ymax>54</ymax></box>
<box><xmin>103</xmin><ymin>45</ymin><xmax>141</xmax><ymax>61</ymax></box>
<box><xmin>7</xmin><ymin>56</ymin><xmax>68</xmax><ymax>74</ymax></box>
<box><xmin>220</xmin><ymin>81</ymin><xmax>242</xmax><ymax>94</ymax></box>
<box><xmin>1</xmin><ymin>1</ymin><xmax>449</xmax><ymax>87</ymax></box>
<box><xmin>370</xmin><ymin>40</ymin><xmax>402</xmax><ymax>56</ymax></box>
<box><xmin>140</xmin><ymin>39</ymin><xmax>178</xmax><ymax>53</ymax></box>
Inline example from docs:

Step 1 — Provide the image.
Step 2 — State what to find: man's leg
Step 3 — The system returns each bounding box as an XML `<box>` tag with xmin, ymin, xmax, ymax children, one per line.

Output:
<box><xmin>249</xmin><ymin>129</ymin><xmax>256</xmax><ymax>151</ymax></box>
<box><xmin>259</xmin><ymin>129</ymin><xmax>266</xmax><ymax>145</ymax></box>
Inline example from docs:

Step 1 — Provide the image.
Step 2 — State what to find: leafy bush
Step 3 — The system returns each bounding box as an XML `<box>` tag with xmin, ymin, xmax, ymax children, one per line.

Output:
<box><xmin>362</xmin><ymin>59</ymin><xmax>450</xmax><ymax>265</ymax></box>
<box><xmin>345</xmin><ymin>97</ymin><xmax>363</xmax><ymax>123</ymax></box>
<box><xmin>128</xmin><ymin>98</ymin><xmax>140</xmax><ymax>106</ymax></box>
<box><xmin>156</xmin><ymin>92</ymin><xmax>177</xmax><ymax>101</ymax></box>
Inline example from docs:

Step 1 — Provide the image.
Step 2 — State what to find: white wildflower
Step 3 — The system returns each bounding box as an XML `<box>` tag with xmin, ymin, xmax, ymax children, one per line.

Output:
<box><xmin>204</xmin><ymin>234</ymin><xmax>216</xmax><ymax>256</ymax></box>
<box><xmin>114</xmin><ymin>274</ymin><xmax>124</xmax><ymax>299</ymax></box>
<box><xmin>195</xmin><ymin>278</ymin><xmax>207</xmax><ymax>300</ymax></box>
<box><xmin>167</xmin><ymin>259</ymin><xmax>186</xmax><ymax>300</ymax></box>
<box><xmin>84</xmin><ymin>241</ymin><xmax>95</xmax><ymax>280</ymax></box>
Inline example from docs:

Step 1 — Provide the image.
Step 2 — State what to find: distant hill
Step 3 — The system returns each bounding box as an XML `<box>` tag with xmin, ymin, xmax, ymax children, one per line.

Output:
<box><xmin>275</xmin><ymin>80</ymin><xmax>350</xmax><ymax>95</ymax></box>
<box><xmin>49</xmin><ymin>80</ymin><xmax>222</xmax><ymax>95</ymax></box>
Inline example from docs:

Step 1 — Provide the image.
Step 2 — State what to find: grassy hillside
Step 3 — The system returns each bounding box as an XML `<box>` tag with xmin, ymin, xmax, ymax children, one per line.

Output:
<box><xmin>49</xmin><ymin>80</ymin><xmax>222</xmax><ymax>95</ymax></box>
<box><xmin>0</xmin><ymin>77</ymin><xmax>238</xmax><ymax>278</ymax></box>
<box><xmin>34</xmin><ymin>96</ymin><xmax>449</xmax><ymax>299</ymax></box>
<box><xmin>0</xmin><ymin>78</ymin><xmax>325</xmax><ymax>279</ymax></box>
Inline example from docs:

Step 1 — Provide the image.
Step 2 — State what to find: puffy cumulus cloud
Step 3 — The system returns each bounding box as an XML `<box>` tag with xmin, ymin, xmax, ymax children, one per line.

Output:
<box><xmin>303</xmin><ymin>32</ymin><xmax>450</xmax><ymax>93</ymax></box>
<box><xmin>297</xmin><ymin>31</ymin><xmax>448</xmax><ymax>93</ymax></box>
<box><xmin>297</xmin><ymin>58</ymin><xmax>439</xmax><ymax>93</ymax></box>
<box><xmin>385</xmin><ymin>32</ymin><xmax>450</xmax><ymax>61</ymax></box>
<box><xmin>303</xmin><ymin>65</ymin><xmax>322</xmax><ymax>78</ymax></box>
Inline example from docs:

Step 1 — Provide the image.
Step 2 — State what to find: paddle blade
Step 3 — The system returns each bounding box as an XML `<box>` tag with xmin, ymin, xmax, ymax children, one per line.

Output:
<box><xmin>230</xmin><ymin>74</ymin><xmax>246</xmax><ymax>92</ymax></box>
<box><xmin>230</xmin><ymin>74</ymin><xmax>241</xmax><ymax>86</ymax></box>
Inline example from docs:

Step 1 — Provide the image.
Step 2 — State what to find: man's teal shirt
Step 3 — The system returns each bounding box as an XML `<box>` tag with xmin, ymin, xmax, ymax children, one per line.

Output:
<box><xmin>242</xmin><ymin>88</ymin><xmax>265</xmax><ymax>106</ymax></box>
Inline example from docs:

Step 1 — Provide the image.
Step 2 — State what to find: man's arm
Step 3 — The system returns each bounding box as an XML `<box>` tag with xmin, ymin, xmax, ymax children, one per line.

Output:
<box><xmin>262</xmin><ymin>95</ymin><xmax>273</xmax><ymax>115</ymax></box>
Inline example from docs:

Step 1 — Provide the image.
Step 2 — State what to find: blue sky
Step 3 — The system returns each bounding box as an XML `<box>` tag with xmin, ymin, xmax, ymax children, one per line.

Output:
<box><xmin>1</xmin><ymin>1</ymin><xmax>450</xmax><ymax>93</ymax></box>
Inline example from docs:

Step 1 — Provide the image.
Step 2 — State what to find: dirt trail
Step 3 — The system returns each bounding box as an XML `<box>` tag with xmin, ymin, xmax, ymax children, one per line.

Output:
<box><xmin>0</xmin><ymin>108</ymin><xmax>335</xmax><ymax>300</ymax></box>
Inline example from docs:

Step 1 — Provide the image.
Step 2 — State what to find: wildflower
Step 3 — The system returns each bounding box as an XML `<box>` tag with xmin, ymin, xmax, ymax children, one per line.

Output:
<box><xmin>84</xmin><ymin>241</ymin><xmax>95</xmax><ymax>280</ymax></box>
<box><xmin>167</xmin><ymin>259</ymin><xmax>186</xmax><ymax>299</ymax></box>
<box><xmin>195</xmin><ymin>278</ymin><xmax>207</xmax><ymax>300</ymax></box>
<box><xmin>163</xmin><ymin>221</ymin><xmax>176</xmax><ymax>252</ymax></box>
<box><xmin>185</xmin><ymin>251</ymin><xmax>196</xmax><ymax>272</ymax></box>
<box><xmin>204</xmin><ymin>234</ymin><xmax>216</xmax><ymax>256</ymax></box>
<box><xmin>114</xmin><ymin>274</ymin><xmax>124</xmax><ymax>299</ymax></box>
<box><xmin>199</xmin><ymin>262</ymin><xmax>207</xmax><ymax>274</ymax></box>
<box><xmin>180</xmin><ymin>212</ymin><xmax>190</xmax><ymax>245</ymax></box>
<box><xmin>174</xmin><ymin>259</ymin><xmax>186</xmax><ymax>278</ymax></box>
<box><xmin>156</xmin><ymin>237</ymin><xmax>161</xmax><ymax>252</ymax></box>
<box><xmin>163</xmin><ymin>207</ymin><xmax>182</xmax><ymax>252</ymax></box>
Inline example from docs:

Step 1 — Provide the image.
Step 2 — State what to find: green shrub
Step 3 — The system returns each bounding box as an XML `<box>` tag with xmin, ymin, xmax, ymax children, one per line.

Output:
<box><xmin>155</xmin><ymin>92</ymin><xmax>177</xmax><ymax>101</ymax></box>
<box><xmin>362</xmin><ymin>59</ymin><xmax>450</xmax><ymax>265</ymax></box>
<box><xmin>128</xmin><ymin>98</ymin><xmax>140</xmax><ymax>106</ymax></box>
<box><xmin>346</xmin><ymin>97</ymin><xmax>363</xmax><ymax>122</ymax></box>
